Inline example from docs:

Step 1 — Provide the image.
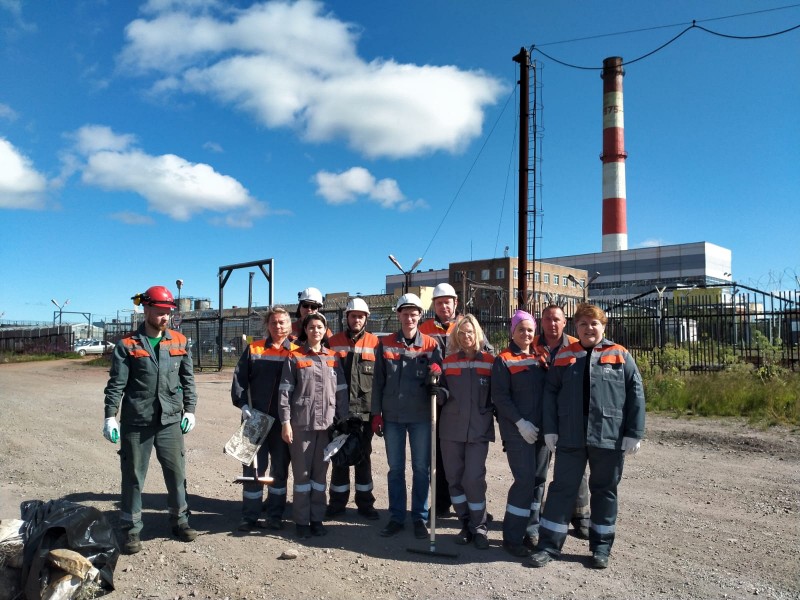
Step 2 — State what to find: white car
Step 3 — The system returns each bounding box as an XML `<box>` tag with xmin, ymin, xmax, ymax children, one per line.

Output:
<box><xmin>76</xmin><ymin>340</ymin><xmax>115</xmax><ymax>356</ymax></box>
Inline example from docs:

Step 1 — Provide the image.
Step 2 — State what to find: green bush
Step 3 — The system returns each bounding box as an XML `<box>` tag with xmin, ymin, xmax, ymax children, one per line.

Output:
<box><xmin>644</xmin><ymin>368</ymin><xmax>800</xmax><ymax>425</ymax></box>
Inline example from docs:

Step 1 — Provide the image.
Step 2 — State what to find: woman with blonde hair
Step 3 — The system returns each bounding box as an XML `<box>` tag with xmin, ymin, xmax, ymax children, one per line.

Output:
<box><xmin>436</xmin><ymin>314</ymin><xmax>496</xmax><ymax>549</ymax></box>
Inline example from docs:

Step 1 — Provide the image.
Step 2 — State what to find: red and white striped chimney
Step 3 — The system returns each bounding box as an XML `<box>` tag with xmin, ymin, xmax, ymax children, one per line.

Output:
<box><xmin>601</xmin><ymin>56</ymin><xmax>628</xmax><ymax>252</ymax></box>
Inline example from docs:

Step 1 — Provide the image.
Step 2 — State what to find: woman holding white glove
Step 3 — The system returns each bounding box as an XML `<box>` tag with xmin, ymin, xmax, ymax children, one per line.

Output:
<box><xmin>491</xmin><ymin>309</ymin><xmax>549</xmax><ymax>558</ymax></box>
<box><xmin>529</xmin><ymin>303</ymin><xmax>645</xmax><ymax>570</ymax></box>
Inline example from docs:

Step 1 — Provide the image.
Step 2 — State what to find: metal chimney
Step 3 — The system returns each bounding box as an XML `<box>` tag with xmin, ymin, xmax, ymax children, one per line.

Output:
<box><xmin>601</xmin><ymin>56</ymin><xmax>628</xmax><ymax>251</ymax></box>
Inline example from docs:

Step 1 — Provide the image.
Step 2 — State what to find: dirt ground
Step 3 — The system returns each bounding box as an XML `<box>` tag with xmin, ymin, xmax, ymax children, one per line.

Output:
<box><xmin>1</xmin><ymin>358</ymin><xmax>798</xmax><ymax>600</ymax></box>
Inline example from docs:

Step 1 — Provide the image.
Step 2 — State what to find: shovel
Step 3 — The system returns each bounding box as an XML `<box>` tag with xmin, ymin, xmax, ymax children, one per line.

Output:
<box><xmin>408</xmin><ymin>364</ymin><xmax>458</xmax><ymax>558</ymax></box>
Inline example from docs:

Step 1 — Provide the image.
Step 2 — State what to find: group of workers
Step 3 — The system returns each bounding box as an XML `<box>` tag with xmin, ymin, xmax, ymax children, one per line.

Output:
<box><xmin>102</xmin><ymin>282</ymin><xmax>645</xmax><ymax>570</ymax></box>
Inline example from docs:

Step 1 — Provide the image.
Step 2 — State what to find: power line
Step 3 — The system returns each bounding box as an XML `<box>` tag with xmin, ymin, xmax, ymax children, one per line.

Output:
<box><xmin>532</xmin><ymin>15</ymin><xmax>800</xmax><ymax>70</ymax></box>
<box><xmin>535</xmin><ymin>4</ymin><xmax>800</xmax><ymax>47</ymax></box>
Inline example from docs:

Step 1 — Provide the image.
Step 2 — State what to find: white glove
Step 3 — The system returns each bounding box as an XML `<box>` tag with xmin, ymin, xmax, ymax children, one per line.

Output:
<box><xmin>241</xmin><ymin>405</ymin><xmax>252</xmax><ymax>420</ymax></box>
<box><xmin>621</xmin><ymin>437</ymin><xmax>641</xmax><ymax>456</ymax></box>
<box><xmin>515</xmin><ymin>418</ymin><xmax>539</xmax><ymax>444</ymax></box>
<box><xmin>181</xmin><ymin>412</ymin><xmax>196</xmax><ymax>434</ymax></box>
<box><xmin>103</xmin><ymin>417</ymin><xmax>119</xmax><ymax>444</ymax></box>
<box><xmin>544</xmin><ymin>433</ymin><xmax>558</xmax><ymax>453</ymax></box>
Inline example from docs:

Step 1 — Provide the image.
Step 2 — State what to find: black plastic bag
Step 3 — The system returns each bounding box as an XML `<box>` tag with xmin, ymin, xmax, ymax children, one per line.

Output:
<box><xmin>20</xmin><ymin>499</ymin><xmax>119</xmax><ymax>599</ymax></box>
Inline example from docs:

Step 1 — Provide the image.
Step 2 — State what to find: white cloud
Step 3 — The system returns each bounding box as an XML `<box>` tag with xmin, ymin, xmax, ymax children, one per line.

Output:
<box><xmin>314</xmin><ymin>166</ymin><xmax>421</xmax><ymax>211</ymax></box>
<box><xmin>83</xmin><ymin>149</ymin><xmax>262</xmax><ymax>221</ymax></box>
<box><xmin>0</xmin><ymin>137</ymin><xmax>48</xmax><ymax>209</ymax></box>
<box><xmin>118</xmin><ymin>0</ymin><xmax>504</xmax><ymax>159</ymax></box>
<box><xmin>638</xmin><ymin>238</ymin><xmax>668</xmax><ymax>248</ymax></box>
<box><xmin>71</xmin><ymin>125</ymin><xmax>137</xmax><ymax>155</ymax></box>
<box><xmin>66</xmin><ymin>125</ymin><xmax>267</xmax><ymax>225</ymax></box>
<box><xmin>0</xmin><ymin>103</ymin><xmax>18</xmax><ymax>121</ymax></box>
<box><xmin>202</xmin><ymin>140</ymin><xmax>223</xmax><ymax>153</ymax></box>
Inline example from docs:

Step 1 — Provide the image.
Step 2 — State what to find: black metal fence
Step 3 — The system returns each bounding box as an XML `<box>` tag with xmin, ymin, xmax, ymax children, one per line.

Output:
<box><xmin>2</xmin><ymin>289</ymin><xmax>798</xmax><ymax>373</ymax></box>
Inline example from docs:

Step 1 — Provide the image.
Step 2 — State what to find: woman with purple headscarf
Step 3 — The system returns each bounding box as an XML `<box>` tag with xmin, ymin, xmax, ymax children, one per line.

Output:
<box><xmin>491</xmin><ymin>309</ymin><xmax>550</xmax><ymax>559</ymax></box>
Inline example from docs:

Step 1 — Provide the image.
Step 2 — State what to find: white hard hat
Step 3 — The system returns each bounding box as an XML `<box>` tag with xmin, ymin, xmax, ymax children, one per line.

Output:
<box><xmin>298</xmin><ymin>287</ymin><xmax>323</xmax><ymax>306</ymax></box>
<box><xmin>432</xmin><ymin>283</ymin><xmax>457</xmax><ymax>299</ymax></box>
<box><xmin>395</xmin><ymin>293</ymin><xmax>424</xmax><ymax>312</ymax></box>
<box><xmin>345</xmin><ymin>297</ymin><xmax>371</xmax><ymax>316</ymax></box>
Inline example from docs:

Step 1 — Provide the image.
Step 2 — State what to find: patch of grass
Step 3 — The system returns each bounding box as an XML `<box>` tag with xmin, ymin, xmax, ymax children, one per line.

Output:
<box><xmin>0</xmin><ymin>352</ymin><xmax>79</xmax><ymax>364</ymax></box>
<box><xmin>644</xmin><ymin>367</ymin><xmax>800</xmax><ymax>425</ymax></box>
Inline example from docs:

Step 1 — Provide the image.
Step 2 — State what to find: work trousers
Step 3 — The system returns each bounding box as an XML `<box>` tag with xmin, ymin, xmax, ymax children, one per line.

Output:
<box><xmin>440</xmin><ymin>439</ymin><xmax>489</xmax><ymax>535</ymax></box>
<box><xmin>263</xmin><ymin>424</ymin><xmax>291</xmax><ymax>521</ymax></box>
<box><xmin>383</xmin><ymin>420</ymin><xmax>430</xmax><ymax>524</ymax></box>
<box><xmin>119</xmin><ymin>421</ymin><xmax>189</xmax><ymax>535</ymax></box>
<box><xmin>288</xmin><ymin>429</ymin><xmax>329</xmax><ymax>526</ymax></box>
<box><xmin>538</xmin><ymin>446</ymin><xmax>625</xmax><ymax>558</ymax></box>
<box><xmin>328</xmin><ymin>426</ymin><xmax>375</xmax><ymax>512</ymax></box>
<box><xmin>526</xmin><ymin>443</ymin><xmax>591</xmax><ymax>537</ymax></box>
<box><xmin>240</xmin><ymin>419</ymin><xmax>284</xmax><ymax>522</ymax></box>
<box><xmin>502</xmin><ymin>437</ymin><xmax>538</xmax><ymax>544</ymax></box>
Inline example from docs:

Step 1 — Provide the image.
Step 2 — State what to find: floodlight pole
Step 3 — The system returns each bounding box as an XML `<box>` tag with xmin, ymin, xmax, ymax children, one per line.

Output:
<box><xmin>388</xmin><ymin>255</ymin><xmax>423</xmax><ymax>294</ymax></box>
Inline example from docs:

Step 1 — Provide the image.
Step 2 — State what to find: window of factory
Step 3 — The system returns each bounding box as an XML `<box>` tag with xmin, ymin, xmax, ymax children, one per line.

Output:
<box><xmin>496</xmin><ymin>268</ymin><xmax>505</xmax><ymax>280</ymax></box>
<box><xmin>563</xmin><ymin>276</ymin><xmax>568</xmax><ymax>287</ymax></box>
<box><xmin>553</xmin><ymin>275</ymin><xmax>560</xmax><ymax>286</ymax></box>
<box><xmin>543</xmin><ymin>273</ymin><xmax>550</xmax><ymax>284</ymax></box>
<box><xmin>481</xmin><ymin>269</ymin><xmax>490</xmax><ymax>281</ymax></box>
<box><xmin>468</xmin><ymin>270</ymin><xmax>475</xmax><ymax>280</ymax></box>
<box><xmin>533</xmin><ymin>271</ymin><xmax>539</xmax><ymax>283</ymax></box>
<box><xmin>513</xmin><ymin>268</ymin><xmax>518</xmax><ymax>279</ymax></box>
<box><xmin>580</xmin><ymin>278</ymin><xmax>586</xmax><ymax>288</ymax></box>
<box><xmin>453</xmin><ymin>271</ymin><xmax>463</xmax><ymax>282</ymax></box>
<box><xmin>513</xmin><ymin>287</ymin><xmax>518</xmax><ymax>299</ymax></box>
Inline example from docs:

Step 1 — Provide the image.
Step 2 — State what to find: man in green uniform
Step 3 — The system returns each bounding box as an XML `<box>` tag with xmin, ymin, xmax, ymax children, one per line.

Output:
<box><xmin>103</xmin><ymin>285</ymin><xmax>199</xmax><ymax>554</ymax></box>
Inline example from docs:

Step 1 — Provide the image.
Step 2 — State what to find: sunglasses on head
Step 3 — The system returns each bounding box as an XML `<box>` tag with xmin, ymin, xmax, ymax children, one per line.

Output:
<box><xmin>300</xmin><ymin>302</ymin><xmax>320</xmax><ymax>309</ymax></box>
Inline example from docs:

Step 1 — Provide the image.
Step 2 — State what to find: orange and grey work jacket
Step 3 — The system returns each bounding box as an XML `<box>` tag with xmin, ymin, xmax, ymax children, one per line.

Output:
<box><xmin>491</xmin><ymin>341</ymin><xmax>549</xmax><ymax>442</ymax></box>
<box><xmin>104</xmin><ymin>325</ymin><xmax>196</xmax><ymax>427</ymax></box>
<box><xmin>419</xmin><ymin>317</ymin><xmax>455</xmax><ymax>355</ymax></box>
<box><xmin>543</xmin><ymin>339</ymin><xmax>645</xmax><ymax>450</ymax></box>
<box><xmin>231</xmin><ymin>337</ymin><xmax>297</xmax><ymax>419</ymax></box>
<box><xmin>328</xmin><ymin>329</ymin><xmax>380</xmax><ymax>417</ymax></box>
<box><xmin>438</xmin><ymin>350</ymin><xmax>496</xmax><ymax>444</ymax></box>
<box><xmin>533</xmin><ymin>333</ymin><xmax>579</xmax><ymax>367</ymax></box>
<box><xmin>278</xmin><ymin>345</ymin><xmax>348</xmax><ymax>431</ymax></box>
<box><xmin>371</xmin><ymin>330</ymin><xmax>442</xmax><ymax>424</ymax></box>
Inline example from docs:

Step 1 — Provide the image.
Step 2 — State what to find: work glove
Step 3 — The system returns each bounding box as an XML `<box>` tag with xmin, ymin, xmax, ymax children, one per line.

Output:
<box><xmin>621</xmin><ymin>437</ymin><xmax>641</xmax><ymax>456</ymax></box>
<box><xmin>103</xmin><ymin>417</ymin><xmax>119</xmax><ymax>444</ymax></box>
<box><xmin>181</xmin><ymin>412</ymin><xmax>196</xmax><ymax>434</ymax></box>
<box><xmin>515</xmin><ymin>418</ymin><xmax>539</xmax><ymax>444</ymax></box>
<box><xmin>544</xmin><ymin>433</ymin><xmax>558</xmax><ymax>453</ymax></box>
<box><xmin>371</xmin><ymin>414</ymin><xmax>384</xmax><ymax>437</ymax></box>
<box><xmin>241</xmin><ymin>405</ymin><xmax>252</xmax><ymax>420</ymax></box>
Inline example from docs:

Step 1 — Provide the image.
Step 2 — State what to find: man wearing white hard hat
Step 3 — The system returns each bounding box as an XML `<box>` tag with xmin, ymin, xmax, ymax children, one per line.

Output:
<box><xmin>325</xmin><ymin>297</ymin><xmax>381</xmax><ymax>521</ymax></box>
<box><xmin>371</xmin><ymin>293</ymin><xmax>442</xmax><ymax>540</ymax></box>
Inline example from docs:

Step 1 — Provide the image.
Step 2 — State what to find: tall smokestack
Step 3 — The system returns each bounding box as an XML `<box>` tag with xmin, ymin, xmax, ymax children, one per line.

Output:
<box><xmin>601</xmin><ymin>56</ymin><xmax>628</xmax><ymax>252</ymax></box>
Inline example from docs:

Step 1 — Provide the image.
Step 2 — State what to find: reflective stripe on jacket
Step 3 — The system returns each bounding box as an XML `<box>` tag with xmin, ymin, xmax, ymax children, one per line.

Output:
<box><xmin>231</xmin><ymin>337</ymin><xmax>296</xmax><ymax>417</ymax></box>
<box><xmin>278</xmin><ymin>345</ymin><xmax>348</xmax><ymax>430</ymax></box>
<box><xmin>371</xmin><ymin>330</ymin><xmax>442</xmax><ymax>423</ymax></box>
<box><xmin>543</xmin><ymin>339</ymin><xmax>645</xmax><ymax>449</ymax></box>
<box><xmin>104</xmin><ymin>325</ymin><xmax>197</xmax><ymax>426</ymax></box>
<box><xmin>439</xmin><ymin>351</ymin><xmax>495</xmax><ymax>443</ymax></box>
<box><xmin>328</xmin><ymin>329</ymin><xmax>379</xmax><ymax>416</ymax></box>
<box><xmin>491</xmin><ymin>341</ymin><xmax>548</xmax><ymax>441</ymax></box>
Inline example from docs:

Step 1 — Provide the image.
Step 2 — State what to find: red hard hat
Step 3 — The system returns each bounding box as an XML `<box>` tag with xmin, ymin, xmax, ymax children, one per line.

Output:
<box><xmin>139</xmin><ymin>285</ymin><xmax>176</xmax><ymax>308</ymax></box>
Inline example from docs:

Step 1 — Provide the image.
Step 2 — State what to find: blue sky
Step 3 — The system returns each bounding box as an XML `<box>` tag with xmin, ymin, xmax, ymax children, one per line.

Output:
<box><xmin>1</xmin><ymin>0</ymin><xmax>798</xmax><ymax>323</ymax></box>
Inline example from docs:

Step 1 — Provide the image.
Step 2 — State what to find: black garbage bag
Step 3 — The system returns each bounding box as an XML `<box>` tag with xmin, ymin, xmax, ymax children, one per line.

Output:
<box><xmin>20</xmin><ymin>499</ymin><xmax>119</xmax><ymax>599</ymax></box>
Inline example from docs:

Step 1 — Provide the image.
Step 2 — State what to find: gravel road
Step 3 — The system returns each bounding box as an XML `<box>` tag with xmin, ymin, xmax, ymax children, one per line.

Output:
<box><xmin>1</xmin><ymin>359</ymin><xmax>798</xmax><ymax>599</ymax></box>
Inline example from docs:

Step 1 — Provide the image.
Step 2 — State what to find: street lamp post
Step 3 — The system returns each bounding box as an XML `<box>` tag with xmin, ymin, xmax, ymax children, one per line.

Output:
<box><xmin>51</xmin><ymin>298</ymin><xmax>70</xmax><ymax>326</ymax></box>
<box><xmin>567</xmin><ymin>272</ymin><xmax>600</xmax><ymax>302</ymax></box>
<box><xmin>388</xmin><ymin>255</ymin><xmax>423</xmax><ymax>294</ymax></box>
